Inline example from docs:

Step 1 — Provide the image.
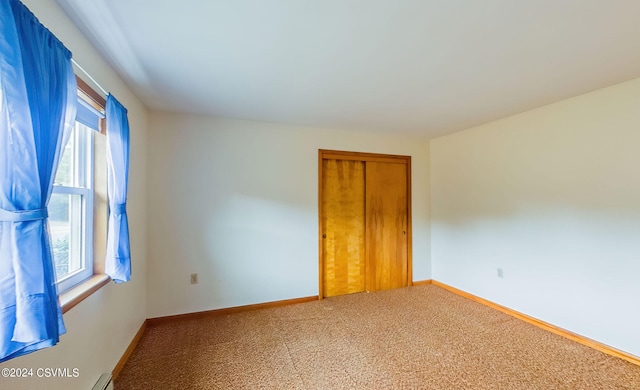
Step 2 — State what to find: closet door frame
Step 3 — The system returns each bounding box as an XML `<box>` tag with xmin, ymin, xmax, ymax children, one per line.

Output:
<box><xmin>318</xmin><ymin>149</ymin><xmax>413</xmax><ymax>299</ymax></box>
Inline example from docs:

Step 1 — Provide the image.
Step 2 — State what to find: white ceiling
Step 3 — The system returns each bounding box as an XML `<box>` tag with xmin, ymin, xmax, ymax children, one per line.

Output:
<box><xmin>56</xmin><ymin>0</ymin><xmax>640</xmax><ymax>138</ymax></box>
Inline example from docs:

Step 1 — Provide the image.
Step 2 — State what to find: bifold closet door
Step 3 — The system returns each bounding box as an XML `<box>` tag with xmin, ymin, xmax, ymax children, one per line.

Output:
<box><xmin>365</xmin><ymin>161</ymin><xmax>408</xmax><ymax>291</ymax></box>
<box><xmin>321</xmin><ymin>159</ymin><xmax>366</xmax><ymax>297</ymax></box>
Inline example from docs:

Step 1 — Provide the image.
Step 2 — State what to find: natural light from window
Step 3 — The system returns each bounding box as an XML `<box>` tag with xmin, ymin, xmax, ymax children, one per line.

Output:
<box><xmin>50</xmin><ymin>121</ymin><xmax>94</xmax><ymax>292</ymax></box>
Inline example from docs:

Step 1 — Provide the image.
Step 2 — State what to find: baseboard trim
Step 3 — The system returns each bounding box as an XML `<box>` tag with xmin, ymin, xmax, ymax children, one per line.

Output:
<box><xmin>431</xmin><ymin>280</ymin><xmax>640</xmax><ymax>367</ymax></box>
<box><xmin>411</xmin><ymin>279</ymin><xmax>433</xmax><ymax>286</ymax></box>
<box><xmin>112</xmin><ymin>320</ymin><xmax>147</xmax><ymax>380</ymax></box>
<box><xmin>147</xmin><ymin>296</ymin><xmax>319</xmax><ymax>326</ymax></box>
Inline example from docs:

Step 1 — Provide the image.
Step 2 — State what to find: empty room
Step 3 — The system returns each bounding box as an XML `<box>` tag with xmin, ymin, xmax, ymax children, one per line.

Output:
<box><xmin>1</xmin><ymin>0</ymin><xmax>639</xmax><ymax>389</ymax></box>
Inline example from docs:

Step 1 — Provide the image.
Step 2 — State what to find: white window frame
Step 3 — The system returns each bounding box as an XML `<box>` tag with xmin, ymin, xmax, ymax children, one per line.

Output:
<box><xmin>51</xmin><ymin>100</ymin><xmax>100</xmax><ymax>293</ymax></box>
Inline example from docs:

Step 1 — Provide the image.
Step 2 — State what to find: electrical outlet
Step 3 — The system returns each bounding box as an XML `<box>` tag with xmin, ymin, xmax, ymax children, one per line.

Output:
<box><xmin>190</xmin><ymin>273</ymin><xmax>198</xmax><ymax>284</ymax></box>
<box><xmin>497</xmin><ymin>268</ymin><xmax>504</xmax><ymax>278</ymax></box>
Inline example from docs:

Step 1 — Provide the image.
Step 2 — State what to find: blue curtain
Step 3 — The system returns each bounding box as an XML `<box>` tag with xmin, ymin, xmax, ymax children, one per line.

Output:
<box><xmin>105</xmin><ymin>94</ymin><xmax>131</xmax><ymax>283</ymax></box>
<box><xmin>0</xmin><ymin>0</ymin><xmax>77</xmax><ymax>362</ymax></box>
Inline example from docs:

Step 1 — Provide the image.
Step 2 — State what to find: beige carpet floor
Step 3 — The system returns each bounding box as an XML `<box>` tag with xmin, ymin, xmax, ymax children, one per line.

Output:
<box><xmin>115</xmin><ymin>285</ymin><xmax>640</xmax><ymax>389</ymax></box>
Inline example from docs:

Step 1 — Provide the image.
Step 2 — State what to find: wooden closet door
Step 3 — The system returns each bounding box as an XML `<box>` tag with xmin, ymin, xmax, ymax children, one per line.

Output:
<box><xmin>365</xmin><ymin>161</ymin><xmax>408</xmax><ymax>292</ymax></box>
<box><xmin>321</xmin><ymin>159</ymin><xmax>366</xmax><ymax>297</ymax></box>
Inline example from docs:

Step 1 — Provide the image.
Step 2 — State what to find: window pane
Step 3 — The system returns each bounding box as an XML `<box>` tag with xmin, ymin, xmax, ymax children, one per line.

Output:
<box><xmin>50</xmin><ymin>193</ymin><xmax>84</xmax><ymax>281</ymax></box>
<box><xmin>75</xmin><ymin>122</ymin><xmax>90</xmax><ymax>188</ymax></box>
<box><xmin>54</xmin><ymin>126</ymin><xmax>75</xmax><ymax>187</ymax></box>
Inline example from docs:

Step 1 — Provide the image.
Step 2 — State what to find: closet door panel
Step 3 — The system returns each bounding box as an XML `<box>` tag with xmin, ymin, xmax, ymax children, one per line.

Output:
<box><xmin>365</xmin><ymin>161</ymin><xmax>408</xmax><ymax>292</ymax></box>
<box><xmin>322</xmin><ymin>159</ymin><xmax>366</xmax><ymax>297</ymax></box>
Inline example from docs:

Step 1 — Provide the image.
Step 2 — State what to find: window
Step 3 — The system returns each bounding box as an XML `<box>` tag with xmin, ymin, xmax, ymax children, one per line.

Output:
<box><xmin>49</xmin><ymin>87</ymin><xmax>105</xmax><ymax>293</ymax></box>
<box><xmin>50</xmin><ymin>121</ymin><xmax>94</xmax><ymax>291</ymax></box>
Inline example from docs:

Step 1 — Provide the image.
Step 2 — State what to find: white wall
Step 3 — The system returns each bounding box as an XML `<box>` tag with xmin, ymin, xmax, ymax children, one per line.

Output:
<box><xmin>147</xmin><ymin>112</ymin><xmax>430</xmax><ymax>318</ymax></box>
<box><xmin>431</xmin><ymin>77</ymin><xmax>640</xmax><ymax>357</ymax></box>
<box><xmin>0</xmin><ymin>2</ymin><xmax>148</xmax><ymax>389</ymax></box>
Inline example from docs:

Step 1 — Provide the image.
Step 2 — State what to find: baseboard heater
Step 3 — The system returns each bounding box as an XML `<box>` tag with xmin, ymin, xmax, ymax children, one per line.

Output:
<box><xmin>92</xmin><ymin>373</ymin><xmax>113</xmax><ymax>390</ymax></box>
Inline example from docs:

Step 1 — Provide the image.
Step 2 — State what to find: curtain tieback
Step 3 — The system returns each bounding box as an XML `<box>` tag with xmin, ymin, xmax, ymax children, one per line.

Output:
<box><xmin>113</xmin><ymin>203</ymin><xmax>127</xmax><ymax>216</ymax></box>
<box><xmin>0</xmin><ymin>207</ymin><xmax>48</xmax><ymax>222</ymax></box>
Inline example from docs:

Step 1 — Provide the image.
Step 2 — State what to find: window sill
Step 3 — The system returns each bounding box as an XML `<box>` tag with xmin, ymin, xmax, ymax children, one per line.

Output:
<box><xmin>60</xmin><ymin>274</ymin><xmax>111</xmax><ymax>313</ymax></box>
